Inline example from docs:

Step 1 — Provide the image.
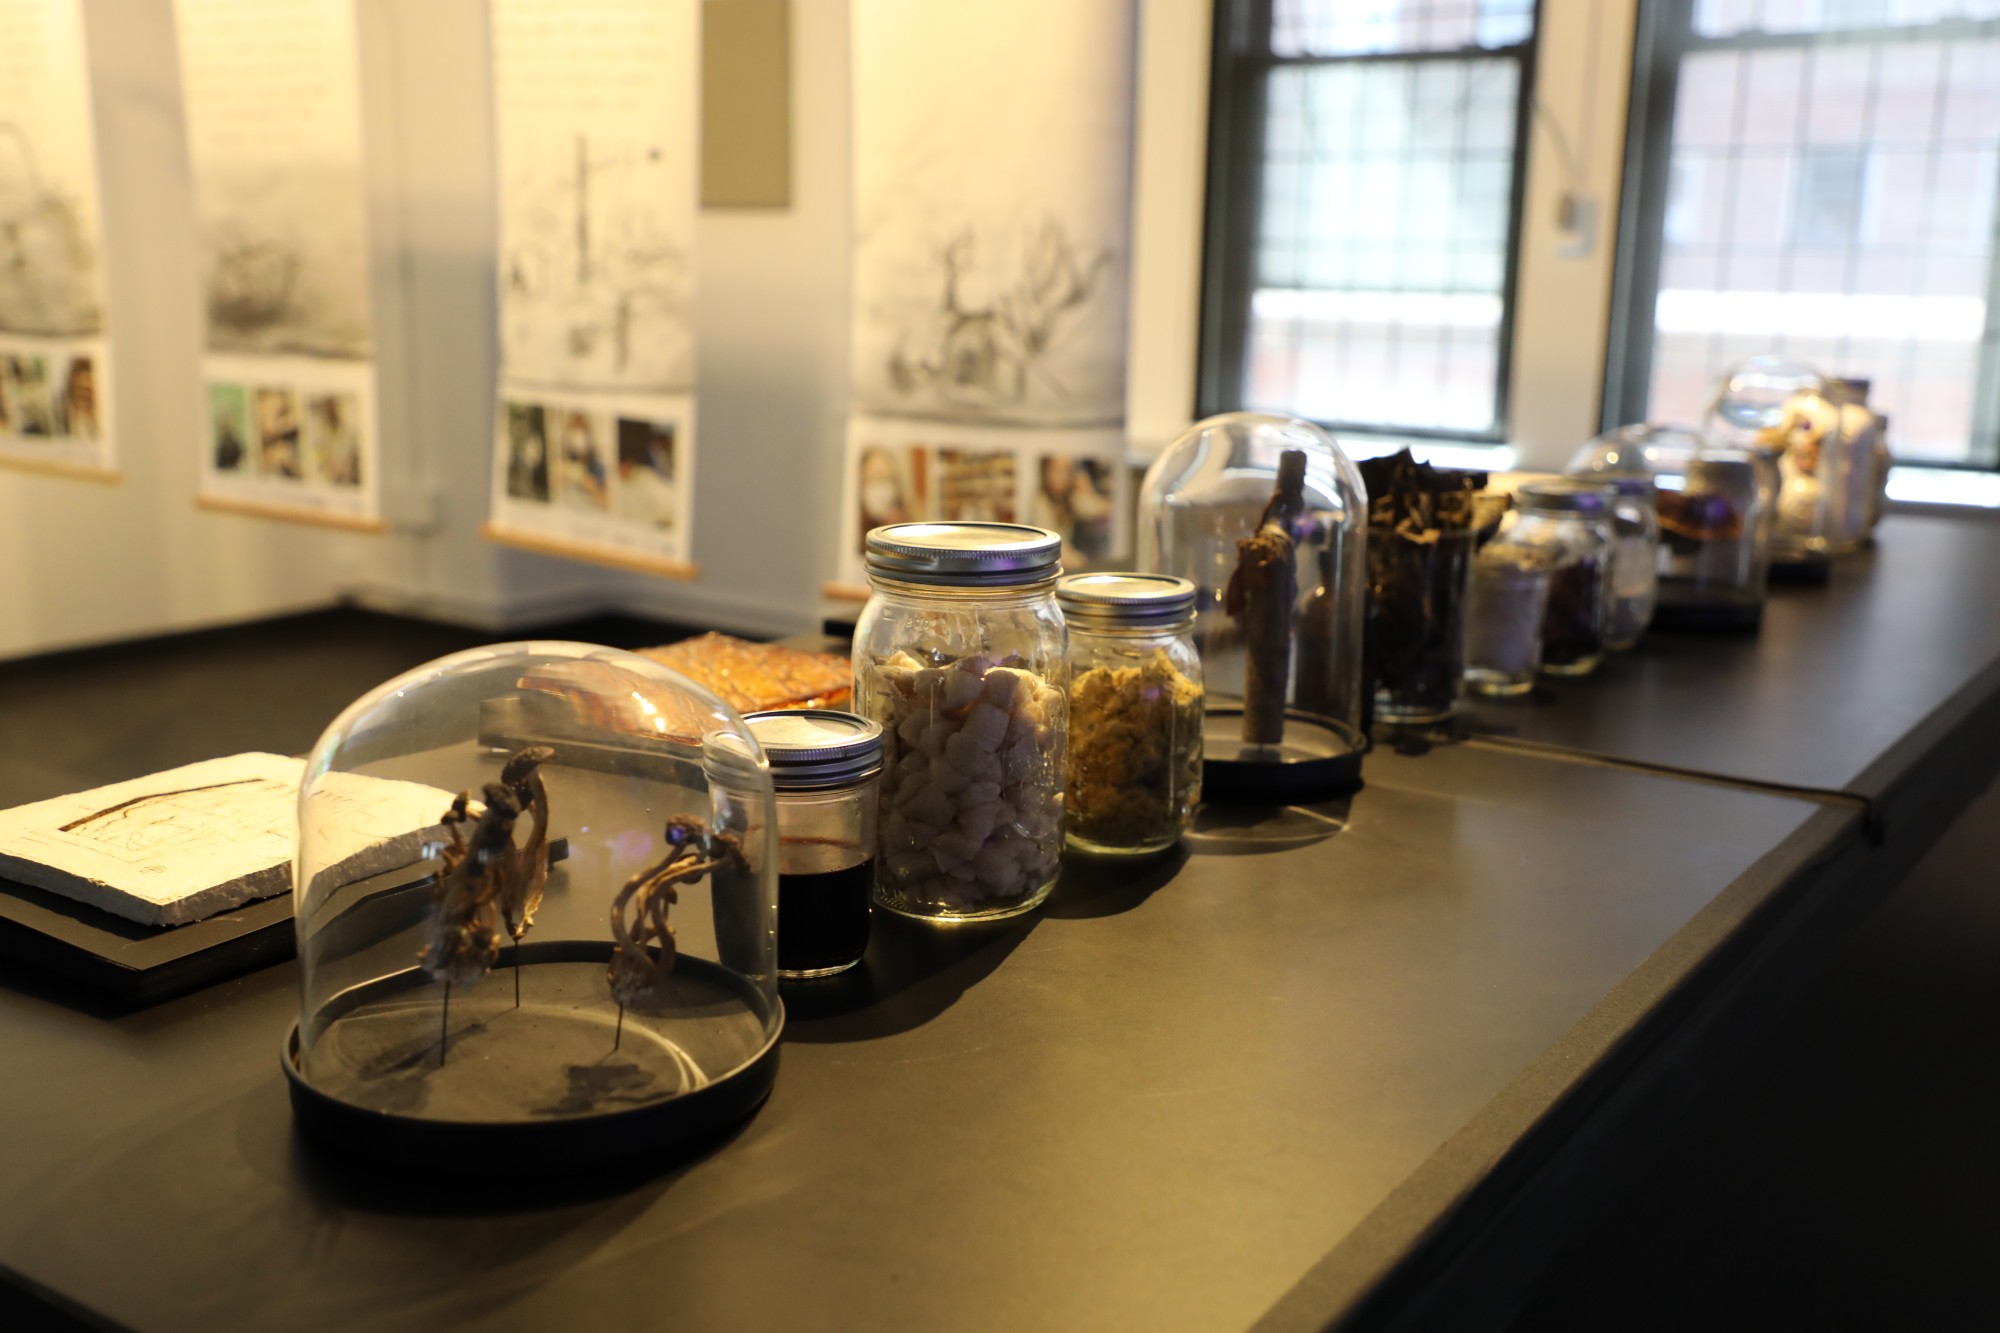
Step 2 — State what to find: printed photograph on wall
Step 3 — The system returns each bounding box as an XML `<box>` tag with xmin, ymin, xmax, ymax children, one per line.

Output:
<box><xmin>614</xmin><ymin>415</ymin><xmax>676</xmax><ymax>530</ymax></box>
<box><xmin>6</xmin><ymin>354</ymin><xmax>52</xmax><ymax>435</ymax></box>
<box><xmin>303</xmin><ymin>391</ymin><xmax>360</xmax><ymax>486</ymax></box>
<box><xmin>937</xmin><ymin>447</ymin><xmax>1016</xmax><ymax>523</ymax></box>
<box><xmin>553</xmin><ymin>408</ymin><xmax>611</xmax><ymax>512</ymax></box>
<box><xmin>254</xmin><ymin>387</ymin><xmax>302</xmax><ymax>479</ymax></box>
<box><xmin>1031</xmin><ymin>453</ymin><xmax>1115</xmax><ymax>568</ymax></box>
<box><xmin>209</xmin><ymin>382</ymin><xmax>249</xmax><ymax>471</ymax></box>
<box><xmin>503</xmin><ymin>401</ymin><xmax>550</xmax><ymax>502</ymax></box>
<box><xmin>855</xmin><ymin>442</ymin><xmax>930</xmax><ymax>550</ymax></box>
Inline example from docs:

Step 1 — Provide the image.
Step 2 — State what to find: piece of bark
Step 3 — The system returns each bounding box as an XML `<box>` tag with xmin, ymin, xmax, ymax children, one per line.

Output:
<box><xmin>1226</xmin><ymin>450</ymin><xmax>1309</xmax><ymax>746</ymax></box>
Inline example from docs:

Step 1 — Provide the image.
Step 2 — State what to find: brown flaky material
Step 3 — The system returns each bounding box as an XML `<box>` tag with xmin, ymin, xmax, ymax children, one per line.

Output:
<box><xmin>1225</xmin><ymin>449</ymin><xmax>1308</xmax><ymax>746</ymax></box>
<box><xmin>638</xmin><ymin>633</ymin><xmax>853</xmax><ymax>713</ymax></box>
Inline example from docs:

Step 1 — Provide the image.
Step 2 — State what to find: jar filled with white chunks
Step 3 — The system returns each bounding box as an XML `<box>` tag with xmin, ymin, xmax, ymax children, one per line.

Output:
<box><xmin>855</xmin><ymin>522</ymin><xmax>1069</xmax><ymax>921</ymax></box>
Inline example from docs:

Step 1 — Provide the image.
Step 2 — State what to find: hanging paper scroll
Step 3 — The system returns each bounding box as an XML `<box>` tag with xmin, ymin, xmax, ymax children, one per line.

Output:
<box><xmin>481</xmin><ymin>0</ymin><xmax>699</xmax><ymax>578</ymax></box>
<box><xmin>0</xmin><ymin>0</ymin><xmax>116</xmax><ymax>481</ymax></box>
<box><xmin>836</xmin><ymin>0</ymin><xmax>1137</xmax><ymax>592</ymax></box>
<box><xmin>178</xmin><ymin>0</ymin><xmax>381</xmax><ymax>530</ymax></box>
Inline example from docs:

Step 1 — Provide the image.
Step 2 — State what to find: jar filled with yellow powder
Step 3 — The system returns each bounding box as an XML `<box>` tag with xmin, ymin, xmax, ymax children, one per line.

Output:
<box><xmin>1056</xmin><ymin>573</ymin><xmax>1203</xmax><ymax>855</ymax></box>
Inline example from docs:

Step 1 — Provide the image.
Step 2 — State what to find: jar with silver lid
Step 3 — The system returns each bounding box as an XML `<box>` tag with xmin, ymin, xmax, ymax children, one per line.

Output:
<box><xmin>1598</xmin><ymin>474</ymin><xmax>1660</xmax><ymax>651</ymax></box>
<box><xmin>743</xmin><ymin>709</ymin><xmax>883</xmax><ymax>979</ymax></box>
<box><xmin>1057</xmin><ymin>573</ymin><xmax>1203</xmax><ymax>856</ymax></box>
<box><xmin>1512</xmin><ymin>480</ymin><xmax>1616</xmax><ymax>677</ymax></box>
<box><xmin>854</xmin><ymin>522</ymin><xmax>1068</xmax><ymax>922</ymax></box>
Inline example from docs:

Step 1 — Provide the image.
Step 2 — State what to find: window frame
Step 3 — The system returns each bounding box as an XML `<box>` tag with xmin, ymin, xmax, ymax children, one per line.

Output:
<box><xmin>1196</xmin><ymin>0</ymin><xmax>1542</xmax><ymax>445</ymax></box>
<box><xmin>1603</xmin><ymin>2</ymin><xmax>2000</xmax><ymax>470</ymax></box>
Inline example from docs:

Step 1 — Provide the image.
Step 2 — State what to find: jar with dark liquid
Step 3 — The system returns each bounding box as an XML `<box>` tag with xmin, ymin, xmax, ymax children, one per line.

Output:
<box><xmin>743</xmin><ymin>710</ymin><xmax>883</xmax><ymax>979</ymax></box>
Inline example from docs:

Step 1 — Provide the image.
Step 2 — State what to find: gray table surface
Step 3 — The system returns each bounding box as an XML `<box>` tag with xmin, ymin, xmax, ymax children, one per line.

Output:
<box><xmin>0</xmin><ymin>742</ymin><xmax>1827</xmax><ymax>1332</ymax></box>
<box><xmin>6</xmin><ymin>512</ymin><xmax>2000</xmax><ymax>1331</ymax></box>
<box><xmin>1462</xmin><ymin>512</ymin><xmax>2000</xmax><ymax>796</ymax></box>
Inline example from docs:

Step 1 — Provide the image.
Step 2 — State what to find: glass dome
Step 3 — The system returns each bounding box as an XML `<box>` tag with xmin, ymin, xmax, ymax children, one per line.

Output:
<box><xmin>1138</xmin><ymin>413</ymin><xmax>1366</xmax><ymax>797</ymax></box>
<box><xmin>285</xmin><ymin>641</ymin><xmax>780</xmax><ymax>1174</ymax></box>
<box><xmin>1703</xmin><ymin>355</ymin><xmax>1860</xmax><ymax>569</ymax></box>
<box><xmin>1570</xmin><ymin>423</ymin><xmax>1770</xmax><ymax>631</ymax></box>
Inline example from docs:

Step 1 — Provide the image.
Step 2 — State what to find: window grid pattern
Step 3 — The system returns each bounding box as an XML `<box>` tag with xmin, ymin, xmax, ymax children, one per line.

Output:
<box><xmin>1225</xmin><ymin>2</ymin><xmax>1534</xmax><ymax>438</ymax></box>
<box><xmin>1635</xmin><ymin>9</ymin><xmax>2000</xmax><ymax>464</ymax></box>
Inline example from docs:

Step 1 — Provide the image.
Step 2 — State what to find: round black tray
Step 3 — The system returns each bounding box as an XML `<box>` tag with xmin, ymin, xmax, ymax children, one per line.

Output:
<box><xmin>284</xmin><ymin>940</ymin><xmax>781</xmax><ymax>1177</ymax></box>
<box><xmin>1202</xmin><ymin>706</ymin><xmax>1366</xmax><ymax>804</ymax></box>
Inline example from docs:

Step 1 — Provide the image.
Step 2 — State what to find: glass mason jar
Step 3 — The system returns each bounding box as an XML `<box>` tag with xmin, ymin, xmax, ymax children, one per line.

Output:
<box><xmin>1056</xmin><ymin>573</ymin><xmax>1203</xmax><ymax>856</ymax></box>
<box><xmin>1655</xmin><ymin>449</ymin><xmax>1769</xmax><ymax>630</ymax></box>
<box><xmin>1463</xmin><ymin>536</ymin><xmax>1555</xmax><ymax>697</ymax></box>
<box><xmin>853</xmin><ymin>522</ymin><xmax>1068</xmax><ymax>923</ymax></box>
<box><xmin>1601</xmin><ymin>475</ymin><xmax>1660</xmax><ymax>651</ymax></box>
<box><xmin>1512</xmin><ymin>480</ymin><xmax>1616</xmax><ymax>677</ymax></box>
<box><xmin>743</xmin><ymin>709</ymin><xmax>883</xmax><ymax>980</ymax></box>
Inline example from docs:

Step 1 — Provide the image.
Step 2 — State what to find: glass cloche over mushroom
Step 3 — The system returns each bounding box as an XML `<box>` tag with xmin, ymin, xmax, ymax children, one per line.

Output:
<box><xmin>1570</xmin><ymin>423</ymin><xmax>1771</xmax><ymax>631</ymax></box>
<box><xmin>286</xmin><ymin>642</ymin><xmax>781</xmax><ymax>1174</ymax></box>
<box><xmin>1703</xmin><ymin>355</ymin><xmax>1861</xmax><ymax>579</ymax></box>
<box><xmin>1137</xmin><ymin>412</ymin><xmax>1367</xmax><ymax>798</ymax></box>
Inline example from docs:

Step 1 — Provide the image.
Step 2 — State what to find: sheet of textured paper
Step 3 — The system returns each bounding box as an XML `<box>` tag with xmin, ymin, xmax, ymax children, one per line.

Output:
<box><xmin>485</xmin><ymin>0</ymin><xmax>699</xmax><ymax>574</ymax></box>
<box><xmin>0</xmin><ymin>0</ymin><xmax>117</xmax><ymax>477</ymax></box>
<box><xmin>177</xmin><ymin>0</ymin><xmax>381</xmax><ymax>525</ymax></box>
<box><xmin>0</xmin><ymin>754</ymin><xmax>450</xmax><ymax>927</ymax></box>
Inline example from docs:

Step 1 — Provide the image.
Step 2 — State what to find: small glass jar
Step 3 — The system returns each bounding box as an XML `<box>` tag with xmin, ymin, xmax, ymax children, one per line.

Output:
<box><xmin>1512</xmin><ymin>480</ymin><xmax>1616</xmax><ymax>677</ymax></box>
<box><xmin>743</xmin><ymin>710</ymin><xmax>883</xmax><ymax>980</ymax></box>
<box><xmin>1056</xmin><ymin>573</ymin><xmax>1203</xmax><ymax>855</ymax></box>
<box><xmin>1600</xmin><ymin>475</ymin><xmax>1660</xmax><ymax>650</ymax></box>
<box><xmin>853</xmin><ymin>522</ymin><xmax>1068</xmax><ymax>922</ymax></box>
<box><xmin>1367</xmin><ymin>526</ymin><xmax>1477</xmax><ymax>724</ymax></box>
<box><xmin>1464</xmin><ymin>538</ymin><xmax>1555</xmax><ymax>697</ymax></box>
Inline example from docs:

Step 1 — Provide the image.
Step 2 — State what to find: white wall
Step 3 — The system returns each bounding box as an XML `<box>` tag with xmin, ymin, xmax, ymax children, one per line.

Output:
<box><xmin>0</xmin><ymin>0</ymin><xmax>1635</xmax><ymax>663</ymax></box>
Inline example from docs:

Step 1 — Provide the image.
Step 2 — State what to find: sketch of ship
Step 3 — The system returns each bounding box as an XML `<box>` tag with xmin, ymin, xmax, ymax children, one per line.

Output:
<box><xmin>502</xmin><ymin>134</ymin><xmax>688</xmax><ymax>389</ymax></box>
<box><xmin>208</xmin><ymin>235</ymin><xmax>302</xmax><ymax>338</ymax></box>
<box><xmin>0</xmin><ymin>122</ymin><xmax>104</xmax><ymax>338</ymax></box>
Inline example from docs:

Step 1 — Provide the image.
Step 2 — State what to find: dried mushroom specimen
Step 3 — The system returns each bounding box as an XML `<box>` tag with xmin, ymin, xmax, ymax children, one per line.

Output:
<box><xmin>421</xmin><ymin>783</ymin><xmax>519</xmax><ymax>988</ymax></box>
<box><xmin>608</xmin><ymin>815</ymin><xmax>747</xmax><ymax>1014</ymax></box>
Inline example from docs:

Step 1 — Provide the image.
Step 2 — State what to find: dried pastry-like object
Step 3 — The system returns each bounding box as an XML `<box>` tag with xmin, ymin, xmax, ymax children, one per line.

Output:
<box><xmin>607</xmin><ymin>816</ymin><xmax>747</xmax><ymax>1009</ymax></box>
<box><xmin>637</xmin><ymin>633</ymin><xmax>853</xmax><ymax>712</ymax></box>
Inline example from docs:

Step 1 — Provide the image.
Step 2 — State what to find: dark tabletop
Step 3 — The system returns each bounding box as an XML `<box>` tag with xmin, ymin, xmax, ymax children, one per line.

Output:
<box><xmin>1463</xmin><ymin>512</ymin><xmax>2000</xmax><ymax>795</ymax></box>
<box><xmin>7</xmin><ymin>515</ymin><xmax>2000</xmax><ymax>1331</ymax></box>
<box><xmin>0</xmin><ymin>741</ymin><xmax>1825</xmax><ymax>1332</ymax></box>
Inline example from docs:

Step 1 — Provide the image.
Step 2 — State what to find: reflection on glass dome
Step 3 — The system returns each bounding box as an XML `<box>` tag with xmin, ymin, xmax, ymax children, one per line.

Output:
<box><xmin>1706</xmin><ymin>355</ymin><xmax>1827</xmax><ymax>433</ymax></box>
<box><xmin>285</xmin><ymin>641</ymin><xmax>780</xmax><ymax>1173</ymax></box>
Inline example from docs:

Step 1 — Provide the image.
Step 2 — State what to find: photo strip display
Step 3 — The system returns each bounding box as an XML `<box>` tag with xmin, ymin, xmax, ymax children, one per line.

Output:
<box><xmin>838</xmin><ymin>419</ymin><xmax>1127</xmax><ymax>590</ymax></box>
<box><xmin>199</xmin><ymin>356</ymin><xmax>375</xmax><ymax>524</ymax></box>
<box><xmin>0</xmin><ymin>1</ymin><xmax>118</xmax><ymax>477</ymax></box>
<box><xmin>485</xmin><ymin>392</ymin><xmax>692</xmax><ymax>574</ymax></box>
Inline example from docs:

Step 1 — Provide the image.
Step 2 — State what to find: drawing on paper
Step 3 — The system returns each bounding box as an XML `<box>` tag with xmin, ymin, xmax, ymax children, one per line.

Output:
<box><xmin>500</xmin><ymin>134</ymin><xmax>691</xmax><ymax>391</ymax></box>
<box><xmin>885</xmin><ymin>220</ymin><xmax>1113</xmax><ymax>419</ymax></box>
<box><xmin>200</xmin><ymin>170</ymin><xmax>372</xmax><ymax>360</ymax></box>
<box><xmin>0</xmin><ymin>121</ymin><xmax>103</xmax><ymax>338</ymax></box>
<box><xmin>5</xmin><ymin>353</ymin><xmax>54</xmax><ymax>435</ymax></box>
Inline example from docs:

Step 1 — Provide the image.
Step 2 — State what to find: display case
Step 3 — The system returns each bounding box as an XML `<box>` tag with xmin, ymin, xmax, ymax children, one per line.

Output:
<box><xmin>285</xmin><ymin>642</ymin><xmax>781</xmax><ymax>1174</ymax></box>
<box><xmin>1137</xmin><ymin>412</ymin><xmax>1367</xmax><ymax>797</ymax></box>
<box><xmin>1704</xmin><ymin>355</ymin><xmax>1863</xmax><ymax>577</ymax></box>
<box><xmin>1570</xmin><ymin>424</ymin><xmax>1771</xmax><ymax>632</ymax></box>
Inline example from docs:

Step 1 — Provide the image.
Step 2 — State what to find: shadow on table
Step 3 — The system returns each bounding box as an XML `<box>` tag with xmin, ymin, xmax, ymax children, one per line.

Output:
<box><xmin>1041</xmin><ymin>846</ymin><xmax>1187</xmax><ymax>919</ymax></box>
<box><xmin>1182</xmin><ymin>793</ymin><xmax>1354</xmax><ymax>854</ymax></box>
<box><xmin>780</xmin><ymin>906</ymin><xmax>1034</xmax><ymax>1040</ymax></box>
